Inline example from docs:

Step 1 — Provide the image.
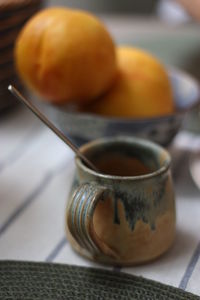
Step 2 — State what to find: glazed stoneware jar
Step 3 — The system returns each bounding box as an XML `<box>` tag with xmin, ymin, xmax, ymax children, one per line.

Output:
<box><xmin>66</xmin><ymin>136</ymin><xmax>176</xmax><ymax>266</ymax></box>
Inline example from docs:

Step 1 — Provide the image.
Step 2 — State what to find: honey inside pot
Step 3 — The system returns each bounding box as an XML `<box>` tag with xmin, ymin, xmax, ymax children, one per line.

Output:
<box><xmin>92</xmin><ymin>153</ymin><xmax>152</xmax><ymax>176</ymax></box>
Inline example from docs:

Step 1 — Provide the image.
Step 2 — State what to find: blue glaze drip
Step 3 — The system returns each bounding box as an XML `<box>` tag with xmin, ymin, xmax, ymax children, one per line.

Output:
<box><xmin>112</xmin><ymin>177</ymin><xmax>167</xmax><ymax>231</ymax></box>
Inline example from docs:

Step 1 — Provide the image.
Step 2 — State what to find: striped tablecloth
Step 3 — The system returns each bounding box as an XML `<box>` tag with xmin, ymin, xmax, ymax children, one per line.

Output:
<box><xmin>0</xmin><ymin>105</ymin><xmax>200</xmax><ymax>296</ymax></box>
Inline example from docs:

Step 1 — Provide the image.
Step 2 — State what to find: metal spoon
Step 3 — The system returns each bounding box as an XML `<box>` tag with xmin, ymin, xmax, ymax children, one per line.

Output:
<box><xmin>8</xmin><ymin>85</ymin><xmax>98</xmax><ymax>172</ymax></box>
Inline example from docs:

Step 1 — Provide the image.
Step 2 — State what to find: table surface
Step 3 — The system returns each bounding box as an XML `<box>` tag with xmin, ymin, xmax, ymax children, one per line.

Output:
<box><xmin>0</xmin><ymin>16</ymin><xmax>200</xmax><ymax>297</ymax></box>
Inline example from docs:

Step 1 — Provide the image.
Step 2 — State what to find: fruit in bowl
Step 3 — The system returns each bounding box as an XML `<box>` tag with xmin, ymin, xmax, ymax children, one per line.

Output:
<box><xmin>15</xmin><ymin>7</ymin><xmax>117</xmax><ymax>105</ymax></box>
<box><xmin>15</xmin><ymin>6</ymin><xmax>174</xmax><ymax>119</ymax></box>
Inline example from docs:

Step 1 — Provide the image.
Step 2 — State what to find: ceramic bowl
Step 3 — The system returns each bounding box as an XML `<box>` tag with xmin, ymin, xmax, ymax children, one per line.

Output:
<box><xmin>44</xmin><ymin>67</ymin><xmax>200</xmax><ymax>147</ymax></box>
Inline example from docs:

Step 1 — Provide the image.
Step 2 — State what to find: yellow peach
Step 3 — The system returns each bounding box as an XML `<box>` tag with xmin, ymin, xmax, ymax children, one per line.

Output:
<box><xmin>85</xmin><ymin>46</ymin><xmax>174</xmax><ymax>118</ymax></box>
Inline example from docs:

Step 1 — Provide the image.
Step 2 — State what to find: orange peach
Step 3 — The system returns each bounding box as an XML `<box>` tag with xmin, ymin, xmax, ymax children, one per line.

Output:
<box><xmin>15</xmin><ymin>7</ymin><xmax>117</xmax><ymax>104</ymax></box>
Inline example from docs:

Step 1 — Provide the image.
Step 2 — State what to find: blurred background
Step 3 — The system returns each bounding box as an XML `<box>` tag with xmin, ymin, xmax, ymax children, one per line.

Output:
<box><xmin>1</xmin><ymin>0</ymin><xmax>199</xmax><ymax>129</ymax></box>
<box><xmin>48</xmin><ymin>0</ymin><xmax>157</xmax><ymax>14</ymax></box>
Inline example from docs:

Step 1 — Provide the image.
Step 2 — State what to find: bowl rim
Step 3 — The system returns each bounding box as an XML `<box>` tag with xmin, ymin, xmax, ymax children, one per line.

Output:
<box><xmin>50</xmin><ymin>67</ymin><xmax>200</xmax><ymax>124</ymax></box>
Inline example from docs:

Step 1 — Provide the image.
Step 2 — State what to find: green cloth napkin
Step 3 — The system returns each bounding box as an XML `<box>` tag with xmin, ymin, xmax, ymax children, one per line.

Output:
<box><xmin>0</xmin><ymin>261</ymin><xmax>199</xmax><ymax>299</ymax></box>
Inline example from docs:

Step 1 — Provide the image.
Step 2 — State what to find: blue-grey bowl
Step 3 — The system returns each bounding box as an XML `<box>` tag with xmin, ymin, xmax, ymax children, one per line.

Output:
<box><xmin>46</xmin><ymin>68</ymin><xmax>200</xmax><ymax>147</ymax></box>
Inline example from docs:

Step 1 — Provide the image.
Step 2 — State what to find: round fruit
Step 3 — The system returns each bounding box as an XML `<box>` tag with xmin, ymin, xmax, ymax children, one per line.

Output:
<box><xmin>15</xmin><ymin>7</ymin><xmax>117</xmax><ymax>104</ymax></box>
<box><xmin>85</xmin><ymin>46</ymin><xmax>174</xmax><ymax>118</ymax></box>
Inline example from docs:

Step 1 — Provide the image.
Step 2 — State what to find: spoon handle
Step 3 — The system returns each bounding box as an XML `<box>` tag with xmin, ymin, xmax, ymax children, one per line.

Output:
<box><xmin>8</xmin><ymin>85</ymin><xmax>98</xmax><ymax>172</ymax></box>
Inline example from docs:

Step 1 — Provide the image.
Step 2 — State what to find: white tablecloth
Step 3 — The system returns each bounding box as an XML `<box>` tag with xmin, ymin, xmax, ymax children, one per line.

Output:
<box><xmin>0</xmin><ymin>105</ymin><xmax>200</xmax><ymax>296</ymax></box>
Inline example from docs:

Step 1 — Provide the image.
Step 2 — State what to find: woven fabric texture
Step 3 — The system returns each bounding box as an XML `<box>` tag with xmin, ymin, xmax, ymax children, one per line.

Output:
<box><xmin>0</xmin><ymin>261</ymin><xmax>199</xmax><ymax>299</ymax></box>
